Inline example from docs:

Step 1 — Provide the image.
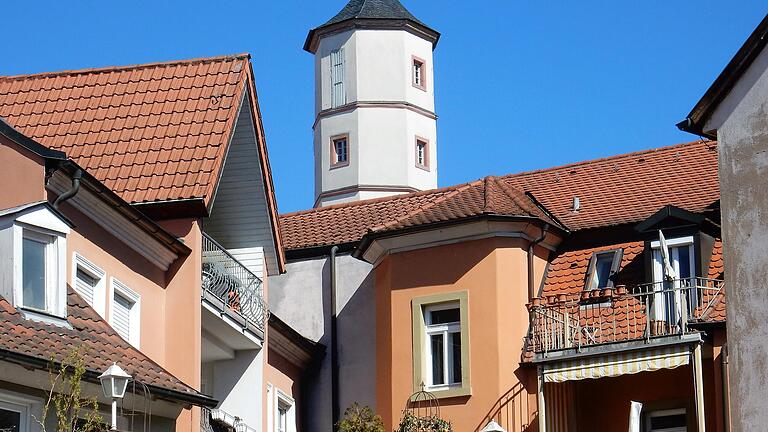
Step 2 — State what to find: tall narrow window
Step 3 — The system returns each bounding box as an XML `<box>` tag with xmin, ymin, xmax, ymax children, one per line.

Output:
<box><xmin>330</xmin><ymin>48</ymin><xmax>346</xmax><ymax>108</ymax></box>
<box><xmin>22</xmin><ymin>234</ymin><xmax>49</xmax><ymax>311</ymax></box>
<box><xmin>111</xmin><ymin>279</ymin><xmax>140</xmax><ymax>347</ymax></box>
<box><xmin>424</xmin><ymin>303</ymin><xmax>462</xmax><ymax>390</ymax></box>
<box><xmin>415</xmin><ymin>138</ymin><xmax>429</xmax><ymax>170</ymax></box>
<box><xmin>412</xmin><ymin>56</ymin><xmax>426</xmax><ymax>91</ymax></box>
<box><xmin>330</xmin><ymin>135</ymin><xmax>349</xmax><ymax>168</ymax></box>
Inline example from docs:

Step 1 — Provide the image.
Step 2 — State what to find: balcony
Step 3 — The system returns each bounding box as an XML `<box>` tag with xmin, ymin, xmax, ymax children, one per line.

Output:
<box><xmin>201</xmin><ymin>233</ymin><xmax>268</xmax><ymax>344</ymax></box>
<box><xmin>201</xmin><ymin>407</ymin><xmax>257</xmax><ymax>432</ymax></box>
<box><xmin>527</xmin><ymin>277</ymin><xmax>724</xmax><ymax>355</ymax></box>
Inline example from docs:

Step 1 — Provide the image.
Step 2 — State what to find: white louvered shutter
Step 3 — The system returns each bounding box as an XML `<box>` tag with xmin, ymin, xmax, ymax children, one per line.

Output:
<box><xmin>112</xmin><ymin>292</ymin><xmax>133</xmax><ymax>341</ymax></box>
<box><xmin>330</xmin><ymin>48</ymin><xmax>345</xmax><ymax>108</ymax></box>
<box><xmin>75</xmin><ymin>268</ymin><xmax>97</xmax><ymax>306</ymax></box>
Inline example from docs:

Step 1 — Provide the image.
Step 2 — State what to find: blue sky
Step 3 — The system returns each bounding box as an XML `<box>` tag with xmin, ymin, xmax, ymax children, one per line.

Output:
<box><xmin>2</xmin><ymin>1</ymin><xmax>765</xmax><ymax>213</ymax></box>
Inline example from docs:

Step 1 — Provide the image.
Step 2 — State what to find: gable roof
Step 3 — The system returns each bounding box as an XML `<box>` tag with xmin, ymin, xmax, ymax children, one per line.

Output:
<box><xmin>678</xmin><ymin>13</ymin><xmax>768</xmax><ymax>137</ymax></box>
<box><xmin>0</xmin><ymin>54</ymin><xmax>246</xmax><ymax>208</ymax></box>
<box><xmin>0</xmin><ymin>54</ymin><xmax>285</xmax><ymax>272</ymax></box>
<box><xmin>304</xmin><ymin>0</ymin><xmax>440</xmax><ymax>53</ymax></box>
<box><xmin>0</xmin><ymin>288</ymin><xmax>216</xmax><ymax>407</ymax></box>
<box><xmin>280</xmin><ymin>140</ymin><xmax>720</xmax><ymax>252</ymax></box>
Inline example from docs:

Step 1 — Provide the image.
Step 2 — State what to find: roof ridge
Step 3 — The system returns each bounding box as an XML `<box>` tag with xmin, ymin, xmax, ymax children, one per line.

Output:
<box><xmin>491</xmin><ymin>176</ymin><xmax>543</xmax><ymax>217</ymax></box>
<box><xmin>500</xmin><ymin>139</ymin><xmax>716</xmax><ymax>183</ymax></box>
<box><xmin>0</xmin><ymin>53</ymin><xmax>251</xmax><ymax>81</ymax></box>
<box><xmin>371</xmin><ymin>180</ymin><xmax>481</xmax><ymax>232</ymax></box>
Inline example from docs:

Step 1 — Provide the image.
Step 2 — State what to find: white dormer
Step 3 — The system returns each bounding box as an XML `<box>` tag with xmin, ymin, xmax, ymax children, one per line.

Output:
<box><xmin>0</xmin><ymin>202</ymin><xmax>70</xmax><ymax>319</ymax></box>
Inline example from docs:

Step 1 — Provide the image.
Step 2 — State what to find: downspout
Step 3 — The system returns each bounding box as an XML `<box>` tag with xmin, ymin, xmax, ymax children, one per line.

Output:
<box><xmin>722</xmin><ymin>342</ymin><xmax>731</xmax><ymax>432</ymax></box>
<box><xmin>329</xmin><ymin>245</ymin><xmax>340</xmax><ymax>427</ymax></box>
<box><xmin>52</xmin><ymin>167</ymin><xmax>83</xmax><ymax>209</ymax></box>
<box><xmin>528</xmin><ymin>224</ymin><xmax>549</xmax><ymax>300</ymax></box>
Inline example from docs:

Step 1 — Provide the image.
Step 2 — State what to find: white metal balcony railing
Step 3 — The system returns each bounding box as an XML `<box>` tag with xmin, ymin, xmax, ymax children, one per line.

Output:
<box><xmin>201</xmin><ymin>233</ymin><xmax>268</xmax><ymax>332</ymax></box>
<box><xmin>528</xmin><ymin>277</ymin><xmax>724</xmax><ymax>354</ymax></box>
<box><xmin>201</xmin><ymin>407</ymin><xmax>258</xmax><ymax>432</ymax></box>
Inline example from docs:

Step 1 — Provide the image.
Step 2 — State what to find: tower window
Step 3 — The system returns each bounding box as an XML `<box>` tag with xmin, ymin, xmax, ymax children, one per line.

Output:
<box><xmin>330</xmin><ymin>48</ymin><xmax>346</xmax><ymax>108</ymax></box>
<box><xmin>412</xmin><ymin>56</ymin><xmax>426</xmax><ymax>91</ymax></box>
<box><xmin>330</xmin><ymin>135</ymin><xmax>349</xmax><ymax>168</ymax></box>
<box><xmin>415</xmin><ymin>137</ymin><xmax>429</xmax><ymax>170</ymax></box>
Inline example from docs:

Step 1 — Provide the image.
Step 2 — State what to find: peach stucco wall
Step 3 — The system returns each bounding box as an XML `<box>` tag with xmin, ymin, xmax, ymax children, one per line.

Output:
<box><xmin>375</xmin><ymin>237</ymin><xmax>548</xmax><ymax>431</ymax></box>
<box><xmin>0</xmin><ymin>135</ymin><xmax>47</xmax><ymax>210</ymax></box>
<box><xmin>265</xmin><ymin>348</ymin><xmax>304</xmax><ymax>432</ymax></box>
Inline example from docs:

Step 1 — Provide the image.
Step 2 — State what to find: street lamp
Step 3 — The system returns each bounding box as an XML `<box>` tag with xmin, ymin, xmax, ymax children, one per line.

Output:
<box><xmin>481</xmin><ymin>420</ymin><xmax>507</xmax><ymax>432</ymax></box>
<box><xmin>98</xmin><ymin>363</ymin><xmax>131</xmax><ymax>430</ymax></box>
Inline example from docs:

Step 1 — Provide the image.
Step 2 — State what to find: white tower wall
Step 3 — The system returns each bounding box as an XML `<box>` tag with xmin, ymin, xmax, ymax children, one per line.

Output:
<box><xmin>313</xmin><ymin>29</ymin><xmax>438</xmax><ymax>207</ymax></box>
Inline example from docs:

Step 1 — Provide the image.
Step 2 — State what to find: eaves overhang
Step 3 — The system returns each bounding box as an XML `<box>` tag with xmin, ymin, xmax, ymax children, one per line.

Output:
<box><xmin>304</xmin><ymin>18</ymin><xmax>441</xmax><ymax>54</ymax></box>
<box><xmin>677</xmin><ymin>13</ymin><xmax>768</xmax><ymax>138</ymax></box>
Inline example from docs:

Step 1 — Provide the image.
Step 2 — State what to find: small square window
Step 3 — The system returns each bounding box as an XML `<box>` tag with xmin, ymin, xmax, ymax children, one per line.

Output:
<box><xmin>415</xmin><ymin>138</ymin><xmax>429</xmax><ymax>170</ymax></box>
<box><xmin>412</xmin><ymin>56</ymin><xmax>426</xmax><ymax>91</ymax></box>
<box><xmin>330</xmin><ymin>135</ymin><xmax>349</xmax><ymax>168</ymax></box>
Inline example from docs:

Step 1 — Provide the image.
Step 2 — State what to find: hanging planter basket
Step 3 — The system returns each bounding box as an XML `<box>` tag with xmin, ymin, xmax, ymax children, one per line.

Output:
<box><xmin>396</xmin><ymin>384</ymin><xmax>453</xmax><ymax>432</ymax></box>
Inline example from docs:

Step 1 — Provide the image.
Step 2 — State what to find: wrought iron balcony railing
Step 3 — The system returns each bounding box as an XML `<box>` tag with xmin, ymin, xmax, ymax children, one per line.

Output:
<box><xmin>201</xmin><ymin>407</ymin><xmax>258</xmax><ymax>432</ymax></box>
<box><xmin>527</xmin><ymin>277</ymin><xmax>724</xmax><ymax>354</ymax></box>
<box><xmin>201</xmin><ymin>233</ymin><xmax>268</xmax><ymax>333</ymax></box>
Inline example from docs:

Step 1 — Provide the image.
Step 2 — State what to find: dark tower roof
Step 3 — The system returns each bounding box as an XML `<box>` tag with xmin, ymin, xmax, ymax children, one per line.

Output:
<box><xmin>304</xmin><ymin>0</ymin><xmax>440</xmax><ymax>53</ymax></box>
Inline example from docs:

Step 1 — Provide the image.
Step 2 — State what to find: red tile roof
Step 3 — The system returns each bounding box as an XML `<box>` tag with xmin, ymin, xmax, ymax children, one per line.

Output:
<box><xmin>0</xmin><ymin>289</ymin><xmax>214</xmax><ymax>406</ymax></box>
<box><xmin>0</xmin><ymin>54</ymin><xmax>286</xmax><ymax>273</ymax></box>
<box><xmin>281</xmin><ymin>140</ymin><xmax>720</xmax><ymax>250</ymax></box>
<box><xmin>0</xmin><ymin>54</ymin><xmax>247</xmax><ymax>206</ymax></box>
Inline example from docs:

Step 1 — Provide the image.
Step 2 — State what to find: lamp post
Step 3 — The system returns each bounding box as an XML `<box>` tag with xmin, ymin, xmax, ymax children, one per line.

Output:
<box><xmin>98</xmin><ymin>363</ymin><xmax>131</xmax><ymax>431</ymax></box>
<box><xmin>481</xmin><ymin>420</ymin><xmax>507</xmax><ymax>432</ymax></box>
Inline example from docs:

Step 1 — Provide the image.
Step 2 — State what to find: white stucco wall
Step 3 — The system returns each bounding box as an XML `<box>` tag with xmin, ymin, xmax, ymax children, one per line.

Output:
<box><xmin>706</xmin><ymin>44</ymin><xmax>768</xmax><ymax>431</ymax></box>
<box><xmin>313</xmin><ymin>29</ymin><xmax>438</xmax><ymax>207</ymax></box>
<box><xmin>268</xmin><ymin>253</ymin><xmax>377</xmax><ymax>432</ymax></box>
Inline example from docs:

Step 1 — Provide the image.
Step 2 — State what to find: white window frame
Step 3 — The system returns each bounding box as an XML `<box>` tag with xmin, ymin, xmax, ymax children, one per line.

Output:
<box><xmin>0</xmin><ymin>389</ymin><xmax>43</xmax><ymax>432</ymax></box>
<box><xmin>424</xmin><ymin>302</ymin><xmax>462</xmax><ymax>391</ymax></box>
<box><xmin>109</xmin><ymin>278</ymin><xmax>141</xmax><ymax>348</ymax></box>
<box><xmin>274</xmin><ymin>389</ymin><xmax>295</xmax><ymax>432</ymax></box>
<box><xmin>15</xmin><ymin>226</ymin><xmax>67</xmax><ymax>318</ymax></box>
<box><xmin>651</xmin><ymin>236</ymin><xmax>696</xmax><ymax>323</ymax></box>
<box><xmin>72</xmin><ymin>253</ymin><xmax>106</xmax><ymax>317</ymax></box>
<box><xmin>644</xmin><ymin>408</ymin><xmax>687</xmax><ymax>432</ymax></box>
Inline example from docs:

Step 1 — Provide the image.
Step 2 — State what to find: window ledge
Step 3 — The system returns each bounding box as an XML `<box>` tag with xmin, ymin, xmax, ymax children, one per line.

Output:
<box><xmin>426</xmin><ymin>385</ymin><xmax>472</xmax><ymax>400</ymax></box>
<box><xmin>18</xmin><ymin>307</ymin><xmax>72</xmax><ymax>329</ymax></box>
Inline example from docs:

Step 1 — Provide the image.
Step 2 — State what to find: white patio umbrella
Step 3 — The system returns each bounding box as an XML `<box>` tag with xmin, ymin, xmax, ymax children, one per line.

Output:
<box><xmin>658</xmin><ymin>230</ymin><xmax>676</xmax><ymax>280</ymax></box>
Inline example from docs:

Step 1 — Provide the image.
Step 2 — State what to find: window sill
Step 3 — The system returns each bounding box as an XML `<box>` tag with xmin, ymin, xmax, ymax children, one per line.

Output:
<box><xmin>415</xmin><ymin>163</ymin><xmax>430</xmax><ymax>172</ymax></box>
<box><xmin>424</xmin><ymin>385</ymin><xmax>471</xmax><ymax>399</ymax></box>
<box><xmin>329</xmin><ymin>162</ymin><xmax>349</xmax><ymax>170</ymax></box>
<box><xmin>18</xmin><ymin>307</ymin><xmax>72</xmax><ymax>329</ymax></box>
<box><xmin>412</xmin><ymin>83</ymin><xmax>427</xmax><ymax>92</ymax></box>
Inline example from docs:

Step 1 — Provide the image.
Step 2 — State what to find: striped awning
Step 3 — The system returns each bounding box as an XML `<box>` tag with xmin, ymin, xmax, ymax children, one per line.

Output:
<box><xmin>543</xmin><ymin>345</ymin><xmax>691</xmax><ymax>383</ymax></box>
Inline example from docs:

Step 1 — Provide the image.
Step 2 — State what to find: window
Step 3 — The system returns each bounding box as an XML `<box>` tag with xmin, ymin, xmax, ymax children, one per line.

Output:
<box><xmin>425</xmin><ymin>303</ymin><xmax>461</xmax><ymax>389</ymax></box>
<box><xmin>73</xmin><ymin>254</ymin><xmax>106</xmax><ymax>316</ymax></box>
<box><xmin>268</xmin><ymin>386</ymin><xmax>295</xmax><ymax>432</ymax></box>
<box><xmin>586</xmin><ymin>250</ymin><xmax>622</xmax><ymax>290</ymax></box>
<box><xmin>411</xmin><ymin>292</ymin><xmax>471</xmax><ymax>398</ymax></box>
<box><xmin>330</xmin><ymin>135</ymin><xmax>349</xmax><ymax>168</ymax></box>
<box><xmin>645</xmin><ymin>409</ymin><xmax>686</xmax><ymax>432</ymax></box>
<box><xmin>277</xmin><ymin>404</ymin><xmax>288</xmax><ymax>432</ymax></box>
<box><xmin>412</xmin><ymin>56</ymin><xmax>426</xmax><ymax>91</ymax></box>
<box><xmin>415</xmin><ymin>138</ymin><xmax>429</xmax><ymax>170</ymax></box>
<box><xmin>110</xmin><ymin>279</ymin><xmax>140</xmax><ymax>347</ymax></box>
<box><xmin>0</xmin><ymin>390</ymin><xmax>41</xmax><ymax>432</ymax></box>
<box><xmin>330</xmin><ymin>48</ymin><xmax>346</xmax><ymax>108</ymax></box>
<box><xmin>20</xmin><ymin>229</ymin><xmax>64</xmax><ymax>315</ymax></box>
<box><xmin>651</xmin><ymin>235</ymin><xmax>697</xmax><ymax>324</ymax></box>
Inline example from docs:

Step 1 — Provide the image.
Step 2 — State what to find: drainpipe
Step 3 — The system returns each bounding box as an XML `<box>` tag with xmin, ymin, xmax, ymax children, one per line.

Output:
<box><xmin>329</xmin><ymin>245</ymin><xmax>340</xmax><ymax>427</ymax></box>
<box><xmin>53</xmin><ymin>167</ymin><xmax>83</xmax><ymax>209</ymax></box>
<box><xmin>528</xmin><ymin>224</ymin><xmax>549</xmax><ymax>300</ymax></box>
<box><xmin>722</xmin><ymin>343</ymin><xmax>731</xmax><ymax>432</ymax></box>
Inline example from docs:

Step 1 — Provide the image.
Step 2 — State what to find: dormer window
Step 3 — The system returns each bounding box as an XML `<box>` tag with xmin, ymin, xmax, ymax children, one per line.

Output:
<box><xmin>586</xmin><ymin>250</ymin><xmax>622</xmax><ymax>290</ymax></box>
<box><xmin>0</xmin><ymin>203</ymin><xmax>70</xmax><ymax>320</ymax></box>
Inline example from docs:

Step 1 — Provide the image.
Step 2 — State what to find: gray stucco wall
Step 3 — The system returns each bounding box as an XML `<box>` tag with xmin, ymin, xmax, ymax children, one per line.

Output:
<box><xmin>269</xmin><ymin>253</ymin><xmax>376</xmax><ymax>432</ymax></box>
<box><xmin>716</xmin><ymin>48</ymin><xmax>768</xmax><ymax>431</ymax></box>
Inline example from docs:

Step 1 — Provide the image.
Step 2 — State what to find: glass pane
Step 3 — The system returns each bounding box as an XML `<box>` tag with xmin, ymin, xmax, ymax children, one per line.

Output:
<box><xmin>650</xmin><ymin>412</ymin><xmax>686</xmax><ymax>429</ymax></box>
<box><xmin>429</xmin><ymin>308</ymin><xmax>460</xmax><ymax>325</ymax></box>
<box><xmin>591</xmin><ymin>253</ymin><xmax>614</xmax><ymax>289</ymax></box>
<box><xmin>23</xmin><ymin>237</ymin><xmax>47</xmax><ymax>310</ymax></box>
<box><xmin>0</xmin><ymin>407</ymin><xmax>21</xmax><ymax>432</ymax></box>
<box><xmin>450</xmin><ymin>332</ymin><xmax>462</xmax><ymax>384</ymax></box>
<box><xmin>676</xmin><ymin>246</ymin><xmax>692</xmax><ymax>280</ymax></box>
<box><xmin>430</xmin><ymin>334</ymin><xmax>444</xmax><ymax>385</ymax></box>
